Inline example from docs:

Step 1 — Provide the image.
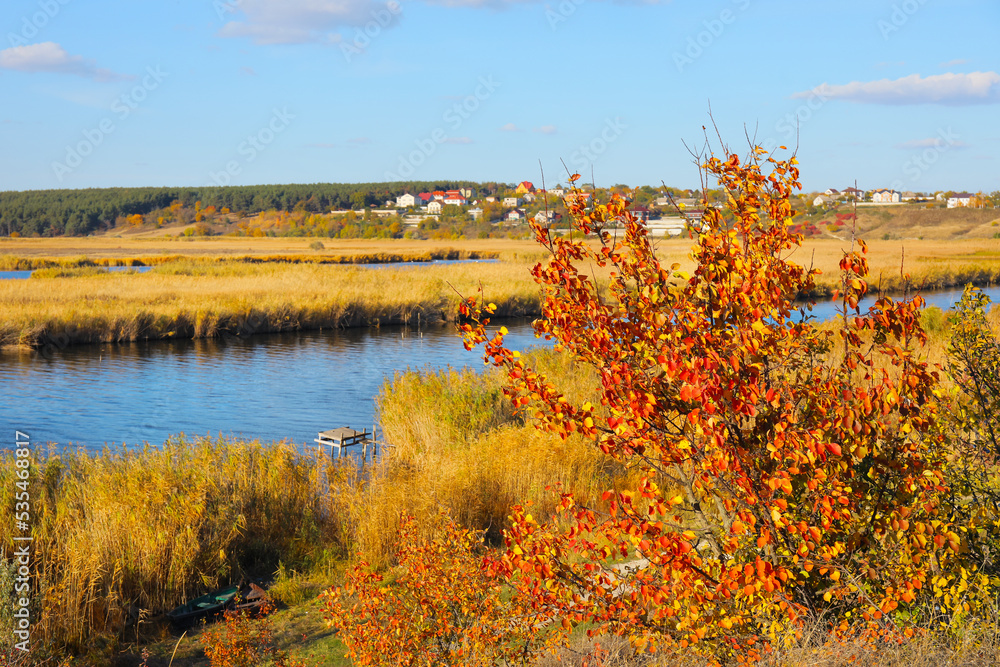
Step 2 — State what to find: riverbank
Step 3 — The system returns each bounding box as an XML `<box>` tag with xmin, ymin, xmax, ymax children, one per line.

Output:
<box><xmin>0</xmin><ymin>349</ymin><xmax>621</xmax><ymax>664</ymax></box>
<box><xmin>0</xmin><ymin>259</ymin><xmax>543</xmax><ymax>350</ymax></box>
<box><xmin>4</xmin><ymin>238</ymin><xmax>1000</xmax><ymax>351</ymax></box>
<box><xmin>0</xmin><ymin>236</ymin><xmax>540</xmax><ymax>264</ymax></box>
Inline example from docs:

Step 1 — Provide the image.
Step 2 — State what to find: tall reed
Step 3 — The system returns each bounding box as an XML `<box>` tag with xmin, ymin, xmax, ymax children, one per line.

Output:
<box><xmin>0</xmin><ymin>437</ymin><xmax>360</xmax><ymax>656</ymax></box>
<box><xmin>358</xmin><ymin>349</ymin><xmax>637</xmax><ymax>566</ymax></box>
<box><xmin>0</xmin><ymin>260</ymin><xmax>543</xmax><ymax>349</ymax></box>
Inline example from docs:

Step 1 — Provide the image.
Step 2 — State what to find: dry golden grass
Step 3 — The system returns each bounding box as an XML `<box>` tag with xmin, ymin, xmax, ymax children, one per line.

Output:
<box><xmin>355</xmin><ymin>349</ymin><xmax>638</xmax><ymax>567</ymax></box>
<box><xmin>852</xmin><ymin>205</ymin><xmax>1000</xmax><ymax>240</ymax></box>
<box><xmin>3</xmin><ymin>236</ymin><xmax>999</xmax><ymax>350</ymax></box>
<box><xmin>648</xmin><ymin>237</ymin><xmax>1000</xmax><ymax>295</ymax></box>
<box><xmin>0</xmin><ymin>259</ymin><xmax>542</xmax><ymax>348</ymax></box>
<box><xmin>0</xmin><ymin>236</ymin><xmax>539</xmax><ymax>263</ymax></box>
<box><xmin>0</xmin><ymin>437</ymin><xmax>362</xmax><ymax>658</ymax></box>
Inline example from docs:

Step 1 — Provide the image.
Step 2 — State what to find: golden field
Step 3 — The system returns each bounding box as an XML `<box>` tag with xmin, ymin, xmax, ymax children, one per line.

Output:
<box><xmin>0</xmin><ymin>259</ymin><xmax>542</xmax><ymax>349</ymax></box>
<box><xmin>0</xmin><ymin>236</ymin><xmax>535</xmax><ymax>264</ymax></box>
<box><xmin>3</xmin><ymin>236</ymin><xmax>1000</xmax><ymax>351</ymax></box>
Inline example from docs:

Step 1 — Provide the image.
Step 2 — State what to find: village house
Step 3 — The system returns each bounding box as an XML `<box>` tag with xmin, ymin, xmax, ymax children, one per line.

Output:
<box><xmin>842</xmin><ymin>187</ymin><xmax>865</xmax><ymax>200</ymax></box>
<box><xmin>548</xmin><ymin>188</ymin><xmax>565</xmax><ymax>197</ymax></box>
<box><xmin>502</xmin><ymin>196</ymin><xmax>522</xmax><ymax>208</ymax></box>
<box><xmin>418</xmin><ymin>193</ymin><xmax>433</xmax><ymax>204</ymax></box>
<box><xmin>948</xmin><ymin>192</ymin><xmax>974</xmax><ymax>208</ymax></box>
<box><xmin>813</xmin><ymin>195</ymin><xmax>837</xmax><ymax>207</ymax></box>
<box><xmin>426</xmin><ymin>200</ymin><xmax>443</xmax><ymax>214</ymax></box>
<box><xmin>459</xmin><ymin>187</ymin><xmax>476</xmax><ymax>199</ymax></box>
<box><xmin>515</xmin><ymin>181</ymin><xmax>535</xmax><ymax>195</ymax></box>
<box><xmin>468</xmin><ymin>207</ymin><xmax>483</xmax><ymax>220</ymax></box>
<box><xmin>870</xmin><ymin>189</ymin><xmax>900</xmax><ymax>204</ymax></box>
<box><xmin>522</xmin><ymin>193</ymin><xmax>537</xmax><ymax>203</ymax></box>
<box><xmin>443</xmin><ymin>194</ymin><xmax>467</xmax><ymax>206</ymax></box>
<box><xmin>431</xmin><ymin>191</ymin><xmax>446</xmax><ymax>201</ymax></box>
<box><xmin>824</xmin><ymin>188</ymin><xmax>841</xmax><ymax>197</ymax></box>
<box><xmin>506</xmin><ymin>208</ymin><xmax>527</xmax><ymax>221</ymax></box>
<box><xmin>395</xmin><ymin>193</ymin><xmax>418</xmax><ymax>208</ymax></box>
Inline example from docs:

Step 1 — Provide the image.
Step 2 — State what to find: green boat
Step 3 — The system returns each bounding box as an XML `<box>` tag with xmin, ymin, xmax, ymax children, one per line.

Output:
<box><xmin>166</xmin><ymin>584</ymin><xmax>241</xmax><ymax>627</ymax></box>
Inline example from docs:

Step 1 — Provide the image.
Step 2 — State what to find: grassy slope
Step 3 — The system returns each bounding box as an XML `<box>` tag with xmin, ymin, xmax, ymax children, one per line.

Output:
<box><xmin>128</xmin><ymin>596</ymin><xmax>350</xmax><ymax>667</ymax></box>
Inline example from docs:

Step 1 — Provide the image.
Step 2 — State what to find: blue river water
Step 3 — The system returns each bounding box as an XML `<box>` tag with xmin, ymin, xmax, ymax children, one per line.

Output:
<box><xmin>1</xmin><ymin>283</ymin><xmax>998</xmax><ymax>453</ymax></box>
<box><xmin>0</xmin><ymin>321</ymin><xmax>545</xmax><ymax>452</ymax></box>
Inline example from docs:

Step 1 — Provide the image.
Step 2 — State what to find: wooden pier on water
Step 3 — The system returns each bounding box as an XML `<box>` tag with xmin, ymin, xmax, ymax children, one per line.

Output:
<box><xmin>315</xmin><ymin>426</ymin><xmax>378</xmax><ymax>461</ymax></box>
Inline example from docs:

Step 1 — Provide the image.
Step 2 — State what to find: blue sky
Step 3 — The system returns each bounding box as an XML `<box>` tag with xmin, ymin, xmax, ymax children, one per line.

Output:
<box><xmin>1</xmin><ymin>0</ymin><xmax>997</xmax><ymax>193</ymax></box>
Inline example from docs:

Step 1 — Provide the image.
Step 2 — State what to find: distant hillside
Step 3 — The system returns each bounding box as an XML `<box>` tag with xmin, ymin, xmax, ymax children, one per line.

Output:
<box><xmin>854</xmin><ymin>206</ymin><xmax>1000</xmax><ymax>240</ymax></box>
<box><xmin>793</xmin><ymin>204</ymin><xmax>1000</xmax><ymax>242</ymax></box>
<box><xmin>0</xmin><ymin>181</ymin><xmax>483</xmax><ymax>237</ymax></box>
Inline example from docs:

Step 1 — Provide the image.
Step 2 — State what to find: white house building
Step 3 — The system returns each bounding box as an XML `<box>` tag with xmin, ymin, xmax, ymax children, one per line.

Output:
<box><xmin>443</xmin><ymin>195</ymin><xmax>467</xmax><ymax>206</ymax></box>
<box><xmin>948</xmin><ymin>193</ymin><xmax>974</xmax><ymax>208</ymax></box>
<box><xmin>468</xmin><ymin>207</ymin><xmax>483</xmax><ymax>220</ymax></box>
<box><xmin>396</xmin><ymin>193</ymin><xmax>418</xmax><ymax>208</ymax></box>
<box><xmin>871</xmin><ymin>189</ymin><xmax>900</xmax><ymax>204</ymax></box>
<box><xmin>506</xmin><ymin>208</ymin><xmax>526</xmax><ymax>221</ymax></box>
<box><xmin>813</xmin><ymin>195</ymin><xmax>837</xmax><ymax>207</ymax></box>
<box><xmin>426</xmin><ymin>200</ymin><xmax>443</xmax><ymax>214</ymax></box>
<box><xmin>502</xmin><ymin>197</ymin><xmax>522</xmax><ymax>208</ymax></box>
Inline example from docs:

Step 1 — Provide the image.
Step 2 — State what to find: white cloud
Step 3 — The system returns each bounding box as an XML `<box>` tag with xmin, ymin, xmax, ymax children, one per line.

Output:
<box><xmin>500</xmin><ymin>123</ymin><xmax>521</xmax><ymax>132</ymax></box>
<box><xmin>0</xmin><ymin>42</ymin><xmax>131</xmax><ymax>82</ymax></box>
<box><xmin>895</xmin><ymin>138</ymin><xmax>970</xmax><ymax>149</ymax></box>
<box><xmin>218</xmin><ymin>0</ymin><xmax>401</xmax><ymax>45</ymax></box>
<box><xmin>793</xmin><ymin>72</ymin><xmax>1000</xmax><ymax>106</ymax></box>
<box><xmin>534</xmin><ymin>125</ymin><xmax>557</xmax><ymax>135</ymax></box>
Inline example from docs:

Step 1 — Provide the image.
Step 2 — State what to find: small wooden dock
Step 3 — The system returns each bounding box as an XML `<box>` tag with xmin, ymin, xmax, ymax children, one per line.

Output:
<box><xmin>315</xmin><ymin>426</ymin><xmax>376</xmax><ymax>460</ymax></box>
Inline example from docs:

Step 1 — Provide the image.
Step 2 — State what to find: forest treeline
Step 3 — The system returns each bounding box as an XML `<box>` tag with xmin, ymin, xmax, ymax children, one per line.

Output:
<box><xmin>0</xmin><ymin>181</ymin><xmax>483</xmax><ymax>237</ymax></box>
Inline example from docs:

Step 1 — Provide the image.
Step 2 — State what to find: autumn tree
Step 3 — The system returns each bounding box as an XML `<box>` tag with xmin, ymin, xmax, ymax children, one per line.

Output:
<box><xmin>459</xmin><ymin>142</ymin><xmax>954</xmax><ymax>661</ymax></box>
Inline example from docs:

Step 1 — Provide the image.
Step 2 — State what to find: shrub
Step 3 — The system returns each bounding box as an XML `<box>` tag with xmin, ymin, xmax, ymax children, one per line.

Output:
<box><xmin>460</xmin><ymin>144</ymin><xmax>956</xmax><ymax>661</ymax></box>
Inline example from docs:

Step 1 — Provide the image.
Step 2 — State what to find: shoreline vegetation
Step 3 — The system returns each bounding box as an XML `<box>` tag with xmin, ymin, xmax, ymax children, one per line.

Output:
<box><xmin>5</xmin><ymin>230</ymin><xmax>1000</xmax><ymax>662</ymax></box>
<box><xmin>0</xmin><ymin>253</ymin><xmax>543</xmax><ymax>351</ymax></box>
<box><xmin>7</xmin><ymin>332</ymin><xmax>1000</xmax><ymax>665</ymax></box>
<box><xmin>0</xmin><ymin>350</ymin><xmax>622</xmax><ymax>665</ymax></box>
<box><xmin>4</xmin><ymin>237</ymin><xmax>1000</xmax><ymax>351</ymax></box>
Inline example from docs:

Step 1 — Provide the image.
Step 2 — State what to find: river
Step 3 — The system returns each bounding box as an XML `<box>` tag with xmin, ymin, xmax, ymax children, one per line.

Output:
<box><xmin>2</xmin><ymin>285</ymin><xmax>998</xmax><ymax>453</ymax></box>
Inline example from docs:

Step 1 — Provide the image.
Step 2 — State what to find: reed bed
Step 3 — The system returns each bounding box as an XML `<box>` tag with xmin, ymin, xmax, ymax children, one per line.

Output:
<box><xmin>0</xmin><ymin>259</ymin><xmax>542</xmax><ymax>349</ymax></box>
<box><xmin>359</xmin><ymin>349</ymin><xmax>639</xmax><ymax>566</ymax></box>
<box><xmin>0</xmin><ymin>236</ymin><xmax>539</xmax><ymax>262</ymax></box>
<box><xmin>0</xmin><ymin>248</ymin><xmax>497</xmax><ymax>271</ymax></box>
<box><xmin>4</xmin><ymin>238</ymin><xmax>1000</xmax><ymax>351</ymax></box>
<box><xmin>0</xmin><ymin>437</ymin><xmax>361</xmax><ymax>657</ymax></box>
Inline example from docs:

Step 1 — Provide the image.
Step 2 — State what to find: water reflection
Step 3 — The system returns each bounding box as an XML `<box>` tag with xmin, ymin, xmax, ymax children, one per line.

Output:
<box><xmin>3</xmin><ymin>283</ymin><xmax>997</xmax><ymax>454</ymax></box>
<box><xmin>0</xmin><ymin>321</ymin><xmax>546</xmax><ymax>452</ymax></box>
